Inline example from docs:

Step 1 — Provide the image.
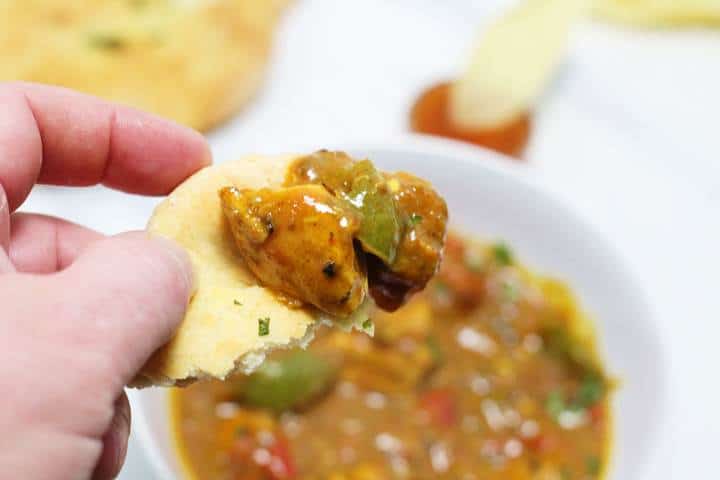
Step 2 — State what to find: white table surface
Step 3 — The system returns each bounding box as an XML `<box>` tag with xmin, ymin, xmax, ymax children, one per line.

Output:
<box><xmin>24</xmin><ymin>0</ymin><xmax>718</xmax><ymax>478</ymax></box>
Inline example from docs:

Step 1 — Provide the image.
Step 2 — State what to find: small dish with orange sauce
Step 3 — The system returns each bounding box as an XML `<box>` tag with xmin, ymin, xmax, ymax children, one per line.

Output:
<box><xmin>410</xmin><ymin>82</ymin><xmax>532</xmax><ymax>158</ymax></box>
<box><xmin>410</xmin><ymin>0</ymin><xmax>586</xmax><ymax>159</ymax></box>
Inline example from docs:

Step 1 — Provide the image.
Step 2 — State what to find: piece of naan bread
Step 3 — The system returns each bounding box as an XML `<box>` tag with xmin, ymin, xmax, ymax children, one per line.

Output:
<box><xmin>132</xmin><ymin>154</ymin><xmax>369</xmax><ymax>387</ymax></box>
<box><xmin>0</xmin><ymin>0</ymin><xmax>289</xmax><ymax>131</ymax></box>
<box><xmin>594</xmin><ymin>0</ymin><xmax>720</xmax><ymax>27</ymax></box>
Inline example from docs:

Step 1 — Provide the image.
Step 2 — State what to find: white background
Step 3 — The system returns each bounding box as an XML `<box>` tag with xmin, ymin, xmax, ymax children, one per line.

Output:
<box><xmin>24</xmin><ymin>0</ymin><xmax>719</xmax><ymax>478</ymax></box>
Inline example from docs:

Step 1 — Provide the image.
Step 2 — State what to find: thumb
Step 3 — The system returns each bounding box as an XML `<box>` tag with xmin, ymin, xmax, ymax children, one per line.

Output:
<box><xmin>60</xmin><ymin>231</ymin><xmax>193</xmax><ymax>386</ymax></box>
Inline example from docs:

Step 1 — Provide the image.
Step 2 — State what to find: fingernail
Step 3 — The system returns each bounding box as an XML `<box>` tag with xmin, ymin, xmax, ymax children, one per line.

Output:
<box><xmin>198</xmin><ymin>138</ymin><xmax>213</xmax><ymax>167</ymax></box>
<box><xmin>114</xmin><ymin>397</ymin><xmax>131</xmax><ymax>469</ymax></box>
<box><xmin>0</xmin><ymin>183</ymin><xmax>9</xmax><ymax>251</ymax></box>
<box><xmin>109</xmin><ymin>410</ymin><xmax>130</xmax><ymax>475</ymax></box>
<box><xmin>93</xmin><ymin>394</ymin><xmax>131</xmax><ymax>480</ymax></box>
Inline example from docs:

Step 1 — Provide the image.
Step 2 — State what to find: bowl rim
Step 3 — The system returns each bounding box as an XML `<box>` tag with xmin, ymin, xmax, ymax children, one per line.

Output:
<box><xmin>131</xmin><ymin>133</ymin><xmax>669</xmax><ymax>479</ymax></box>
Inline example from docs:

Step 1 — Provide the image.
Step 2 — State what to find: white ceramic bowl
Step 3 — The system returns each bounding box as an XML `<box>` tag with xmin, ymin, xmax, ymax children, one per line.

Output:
<box><xmin>131</xmin><ymin>135</ymin><xmax>667</xmax><ymax>480</ymax></box>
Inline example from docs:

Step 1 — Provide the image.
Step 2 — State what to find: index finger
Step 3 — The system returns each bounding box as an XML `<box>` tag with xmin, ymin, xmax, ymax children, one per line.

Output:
<box><xmin>0</xmin><ymin>82</ymin><xmax>212</xmax><ymax>211</ymax></box>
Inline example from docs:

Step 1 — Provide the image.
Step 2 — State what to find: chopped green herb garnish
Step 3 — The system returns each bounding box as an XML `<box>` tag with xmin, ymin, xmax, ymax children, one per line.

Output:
<box><xmin>545</xmin><ymin>390</ymin><xmax>566</xmax><ymax>418</ymax></box>
<box><xmin>409</xmin><ymin>213</ymin><xmax>423</xmax><ymax>226</ymax></box>
<box><xmin>541</xmin><ymin>326</ymin><xmax>603</xmax><ymax>380</ymax></box>
<box><xmin>502</xmin><ymin>281</ymin><xmax>519</xmax><ymax>302</ymax></box>
<box><xmin>233</xmin><ymin>299</ymin><xmax>242</xmax><ymax>306</ymax></box>
<box><xmin>574</xmin><ymin>375</ymin><xmax>606</xmax><ymax>409</ymax></box>
<box><xmin>426</xmin><ymin>336</ymin><xmax>444</xmax><ymax>364</ymax></box>
<box><xmin>432</xmin><ymin>281</ymin><xmax>451</xmax><ymax>302</ymax></box>
<box><xmin>492</xmin><ymin>242</ymin><xmax>513</xmax><ymax>266</ymax></box>
<box><xmin>361</xmin><ymin>318</ymin><xmax>373</xmax><ymax>331</ymax></box>
<box><xmin>258</xmin><ymin>317</ymin><xmax>270</xmax><ymax>336</ymax></box>
<box><xmin>88</xmin><ymin>32</ymin><xmax>126</xmax><ymax>51</ymax></box>
<box><xmin>586</xmin><ymin>455</ymin><xmax>601</xmax><ymax>476</ymax></box>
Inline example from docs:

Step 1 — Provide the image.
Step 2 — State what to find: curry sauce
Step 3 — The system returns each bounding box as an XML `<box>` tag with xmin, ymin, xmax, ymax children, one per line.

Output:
<box><xmin>171</xmin><ymin>233</ymin><xmax>612</xmax><ymax>479</ymax></box>
<box><xmin>219</xmin><ymin>151</ymin><xmax>448</xmax><ymax>316</ymax></box>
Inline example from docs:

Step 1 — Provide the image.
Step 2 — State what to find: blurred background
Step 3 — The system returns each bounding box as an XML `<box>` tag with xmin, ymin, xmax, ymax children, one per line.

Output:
<box><xmin>2</xmin><ymin>0</ymin><xmax>718</xmax><ymax>478</ymax></box>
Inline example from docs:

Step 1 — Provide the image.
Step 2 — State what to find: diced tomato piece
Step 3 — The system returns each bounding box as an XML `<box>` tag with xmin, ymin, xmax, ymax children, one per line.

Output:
<box><xmin>419</xmin><ymin>389</ymin><xmax>457</xmax><ymax>427</ymax></box>
<box><xmin>264</xmin><ymin>437</ymin><xmax>297</xmax><ymax>479</ymax></box>
<box><xmin>589</xmin><ymin>404</ymin><xmax>604</xmax><ymax>424</ymax></box>
<box><xmin>522</xmin><ymin>433</ymin><xmax>557</xmax><ymax>453</ymax></box>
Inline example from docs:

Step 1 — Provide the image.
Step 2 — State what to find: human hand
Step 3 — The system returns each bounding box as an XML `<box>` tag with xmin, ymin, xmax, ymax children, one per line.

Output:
<box><xmin>0</xmin><ymin>82</ymin><xmax>211</xmax><ymax>479</ymax></box>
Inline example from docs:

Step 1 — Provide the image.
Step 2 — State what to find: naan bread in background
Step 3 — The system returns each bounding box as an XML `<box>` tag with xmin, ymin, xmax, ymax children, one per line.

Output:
<box><xmin>594</xmin><ymin>0</ymin><xmax>720</xmax><ymax>27</ymax></box>
<box><xmin>0</xmin><ymin>0</ymin><xmax>289</xmax><ymax>131</ymax></box>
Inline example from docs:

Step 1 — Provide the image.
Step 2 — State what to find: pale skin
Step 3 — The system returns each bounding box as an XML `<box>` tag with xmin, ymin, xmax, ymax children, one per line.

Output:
<box><xmin>0</xmin><ymin>82</ymin><xmax>212</xmax><ymax>479</ymax></box>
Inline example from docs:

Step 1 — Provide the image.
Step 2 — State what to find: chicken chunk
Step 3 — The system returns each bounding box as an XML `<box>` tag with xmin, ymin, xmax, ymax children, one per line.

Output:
<box><xmin>220</xmin><ymin>185</ymin><xmax>367</xmax><ymax>317</ymax></box>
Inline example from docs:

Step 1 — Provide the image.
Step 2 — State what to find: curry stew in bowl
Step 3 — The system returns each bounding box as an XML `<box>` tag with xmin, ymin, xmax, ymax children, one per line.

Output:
<box><xmin>171</xmin><ymin>233</ymin><xmax>611</xmax><ymax>479</ymax></box>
